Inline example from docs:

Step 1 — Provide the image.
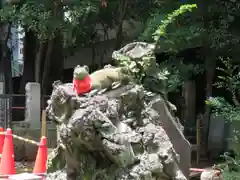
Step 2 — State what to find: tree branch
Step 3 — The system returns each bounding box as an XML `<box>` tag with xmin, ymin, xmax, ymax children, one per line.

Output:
<box><xmin>115</xmin><ymin>0</ymin><xmax>128</xmax><ymax>49</ymax></box>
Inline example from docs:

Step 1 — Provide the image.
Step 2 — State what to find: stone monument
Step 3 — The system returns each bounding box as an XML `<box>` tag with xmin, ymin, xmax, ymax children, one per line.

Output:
<box><xmin>45</xmin><ymin>42</ymin><xmax>191</xmax><ymax>180</ymax></box>
<box><xmin>25</xmin><ymin>83</ymin><xmax>41</xmax><ymax>129</ymax></box>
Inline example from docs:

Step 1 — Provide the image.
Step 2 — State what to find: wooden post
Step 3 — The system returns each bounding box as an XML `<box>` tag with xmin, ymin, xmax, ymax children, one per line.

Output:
<box><xmin>41</xmin><ymin>110</ymin><xmax>46</xmax><ymax>137</ymax></box>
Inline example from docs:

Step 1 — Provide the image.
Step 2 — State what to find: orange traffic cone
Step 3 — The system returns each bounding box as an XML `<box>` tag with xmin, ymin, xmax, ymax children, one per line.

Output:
<box><xmin>0</xmin><ymin>127</ymin><xmax>4</xmax><ymax>163</ymax></box>
<box><xmin>33</xmin><ymin>136</ymin><xmax>48</xmax><ymax>174</ymax></box>
<box><xmin>0</xmin><ymin>128</ymin><xmax>16</xmax><ymax>175</ymax></box>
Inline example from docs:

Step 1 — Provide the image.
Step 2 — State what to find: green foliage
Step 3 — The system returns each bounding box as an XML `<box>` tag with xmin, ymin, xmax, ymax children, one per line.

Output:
<box><xmin>139</xmin><ymin>0</ymin><xmax>240</xmax><ymax>97</ymax></box>
<box><xmin>134</xmin><ymin>4</ymin><xmax>202</xmax><ymax>94</ymax></box>
<box><xmin>0</xmin><ymin>0</ymin><xmax>169</xmax><ymax>53</ymax></box>
<box><xmin>223</xmin><ymin>172</ymin><xmax>240</xmax><ymax>180</ymax></box>
<box><xmin>217</xmin><ymin>153</ymin><xmax>240</xmax><ymax>179</ymax></box>
<box><xmin>205</xmin><ymin>57</ymin><xmax>240</xmax><ymax>121</ymax></box>
<box><xmin>214</xmin><ymin>57</ymin><xmax>240</xmax><ymax>105</ymax></box>
<box><xmin>206</xmin><ymin>1</ymin><xmax>240</xmax><ymax>50</ymax></box>
<box><xmin>159</xmin><ymin>57</ymin><xmax>203</xmax><ymax>93</ymax></box>
<box><xmin>206</xmin><ymin>57</ymin><xmax>240</xmax><ymax>179</ymax></box>
<box><xmin>205</xmin><ymin>97</ymin><xmax>240</xmax><ymax>122</ymax></box>
<box><xmin>219</xmin><ymin>152</ymin><xmax>240</xmax><ymax>179</ymax></box>
<box><xmin>0</xmin><ymin>1</ymin><xmax>101</xmax><ymax>42</ymax></box>
<box><xmin>117</xmin><ymin>4</ymin><xmax>199</xmax><ymax>92</ymax></box>
<box><xmin>206</xmin><ymin>95</ymin><xmax>240</xmax><ymax>178</ymax></box>
<box><xmin>140</xmin><ymin>4</ymin><xmax>200</xmax><ymax>52</ymax></box>
<box><xmin>221</xmin><ymin>152</ymin><xmax>240</xmax><ymax>171</ymax></box>
<box><xmin>117</xmin><ymin>54</ymin><xmax>158</xmax><ymax>84</ymax></box>
<box><xmin>152</xmin><ymin>4</ymin><xmax>197</xmax><ymax>43</ymax></box>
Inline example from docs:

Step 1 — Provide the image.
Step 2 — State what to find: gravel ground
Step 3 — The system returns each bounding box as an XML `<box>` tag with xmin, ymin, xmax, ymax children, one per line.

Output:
<box><xmin>15</xmin><ymin>161</ymin><xmax>34</xmax><ymax>172</ymax></box>
<box><xmin>16</xmin><ymin>161</ymin><xmax>67</xmax><ymax>179</ymax></box>
<box><xmin>15</xmin><ymin>148</ymin><xmax>54</xmax><ymax>172</ymax></box>
<box><xmin>46</xmin><ymin>170</ymin><xmax>67</xmax><ymax>180</ymax></box>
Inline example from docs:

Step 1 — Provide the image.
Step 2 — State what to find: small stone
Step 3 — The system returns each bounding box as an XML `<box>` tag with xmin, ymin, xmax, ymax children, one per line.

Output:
<box><xmin>200</xmin><ymin>170</ymin><xmax>224</xmax><ymax>180</ymax></box>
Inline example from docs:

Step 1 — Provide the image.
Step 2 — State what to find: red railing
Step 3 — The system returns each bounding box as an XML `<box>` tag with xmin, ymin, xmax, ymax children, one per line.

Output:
<box><xmin>0</xmin><ymin>94</ymin><xmax>50</xmax><ymax>122</ymax></box>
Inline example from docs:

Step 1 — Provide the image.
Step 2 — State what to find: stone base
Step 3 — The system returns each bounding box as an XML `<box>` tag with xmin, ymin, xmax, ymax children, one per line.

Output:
<box><xmin>200</xmin><ymin>170</ymin><xmax>224</xmax><ymax>180</ymax></box>
<box><xmin>9</xmin><ymin>173</ymin><xmax>42</xmax><ymax>180</ymax></box>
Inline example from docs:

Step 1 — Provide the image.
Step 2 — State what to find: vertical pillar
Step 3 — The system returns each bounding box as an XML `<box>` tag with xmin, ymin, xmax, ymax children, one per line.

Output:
<box><xmin>25</xmin><ymin>83</ymin><xmax>41</xmax><ymax>128</ymax></box>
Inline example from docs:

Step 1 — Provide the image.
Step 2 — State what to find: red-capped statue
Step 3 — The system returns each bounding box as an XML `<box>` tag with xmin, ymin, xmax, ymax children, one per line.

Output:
<box><xmin>73</xmin><ymin>65</ymin><xmax>92</xmax><ymax>95</ymax></box>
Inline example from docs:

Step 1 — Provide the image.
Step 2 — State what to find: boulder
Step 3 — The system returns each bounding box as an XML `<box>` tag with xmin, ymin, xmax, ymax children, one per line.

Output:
<box><xmin>46</xmin><ymin>83</ymin><xmax>191</xmax><ymax>180</ymax></box>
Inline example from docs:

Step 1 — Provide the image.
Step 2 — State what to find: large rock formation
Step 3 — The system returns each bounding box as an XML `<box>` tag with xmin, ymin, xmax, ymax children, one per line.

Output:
<box><xmin>46</xmin><ymin>83</ymin><xmax>190</xmax><ymax>180</ymax></box>
<box><xmin>45</xmin><ymin>42</ymin><xmax>191</xmax><ymax>180</ymax></box>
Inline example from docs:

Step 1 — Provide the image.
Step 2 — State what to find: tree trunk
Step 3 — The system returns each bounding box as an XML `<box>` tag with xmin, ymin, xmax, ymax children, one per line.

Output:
<box><xmin>182</xmin><ymin>80</ymin><xmax>196</xmax><ymax>126</ymax></box>
<box><xmin>115</xmin><ymin>0</ymin><xmax>128</xmax><ymax>50</ymax></box>
<box><xmin>3</xmin><ymin>49</ymin><xmax>13</xmax><ymax>94</ymax></box>
<box><xmin>0</xmin><ymin>24</ymin><xmax>13</xmax><ymax>94</ymax></box>
<box><xmin>203</xmin><ymin>57</ymin><xmax>216</xmax><ymax>152</ymax></box>
<box><xmin>40</xmin><ymin>1</ymin><xmax>64</xmax><ymax>108</ymax></box>
<box><xmin>35</xmin><ymin>42</ymin><xmax>48</xmax><ymax>83</ymax></box>
<box><xmin>41</xmin><ymin>34</ymin><xmax>64</xmax><ymax>96</ymax></box>
<box><xmin>41</xmin><ymin>40</ymin><xmax>53</xmax><ymax>96</ymax></box>
<box><xmin>20</xmin><ymin>30</ymin><xmax>37</xmax><ymax>93</ymax></box>
<box><xmin>200</xmin><ymin>0</ymin><xmax>214</xmax><ymax>154</ymax></box>
<box><xmin>115</xmin><ymin>22</ymin><xmax>124</xmax><ymax>50</ymax></box>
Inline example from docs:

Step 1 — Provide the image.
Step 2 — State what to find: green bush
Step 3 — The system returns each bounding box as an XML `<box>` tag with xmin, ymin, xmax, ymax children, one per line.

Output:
<box><xmin>206</xmin><ymin>57</ymin><xmax>240</xmax><ymax>179</ymax></box>
<box><xmin>223</xmin><ymin>171</ymin><xmax>240</xmax><ymax>180</ymax></box>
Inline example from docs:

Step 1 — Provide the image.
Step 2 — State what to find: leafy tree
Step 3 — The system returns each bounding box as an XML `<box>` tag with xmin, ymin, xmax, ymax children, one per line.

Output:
<box><xmin>116</xmin><ymin>4</ymin><xmax>198</xmax><ymax>92</ymax></box>
<box><xmin>0</xmin><ymin>0</ymin><xmax>167</xmax><ymax>96</ymax></box>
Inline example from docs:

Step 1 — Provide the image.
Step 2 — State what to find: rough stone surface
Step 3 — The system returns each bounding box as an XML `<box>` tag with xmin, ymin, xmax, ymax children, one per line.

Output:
<box><xmin>46</xmin><ymin>82</ymin><xmax>191</xmax><ymax>180</ymax></box>
<box><xmin>25</xmin><ymin>83</ymin><xmax>41</xmax><ymax>129</ymax></box>
<box><xmin>46</xmin><ymin>170</ymin><xmax>67</xmax><ymax>180</ymax></box>
<box><xmin>200</xmin><ymin>170</ymin><xmax>224</xmax><ymax>180</ymax></box>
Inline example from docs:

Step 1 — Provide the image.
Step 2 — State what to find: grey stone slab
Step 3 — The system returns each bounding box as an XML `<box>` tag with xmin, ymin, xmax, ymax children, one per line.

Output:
<box><xmin>9</xmin><ymin>173</ymin><xmax>42</xmax><ymax>180</ymax></box>
<box><xmin>25</xmin><ymin>83</ymin><xmax>41</xmax><ymax>129</ymax></box>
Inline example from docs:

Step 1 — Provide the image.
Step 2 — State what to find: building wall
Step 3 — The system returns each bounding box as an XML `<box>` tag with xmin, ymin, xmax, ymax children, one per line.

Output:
<box><xmin>64</xmin><ymin>40</ymin><xmax>116</xmax><ymax>69</ymax></box>
<box><xmin>9</xmin><ymin>19</ymin><xmax>144</xmax><ymax>72</ymax></box>
<box><xmin>64</xmin><ymin>20</ymin><xmax>144</xmax><ymax>69</ymax></box>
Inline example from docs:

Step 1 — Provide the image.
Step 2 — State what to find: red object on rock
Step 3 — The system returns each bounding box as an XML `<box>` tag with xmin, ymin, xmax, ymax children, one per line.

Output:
<box><xmin>73</xmin><ymin>75</ymin><xmax>92</xmax><ymax>95</ymax></box>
